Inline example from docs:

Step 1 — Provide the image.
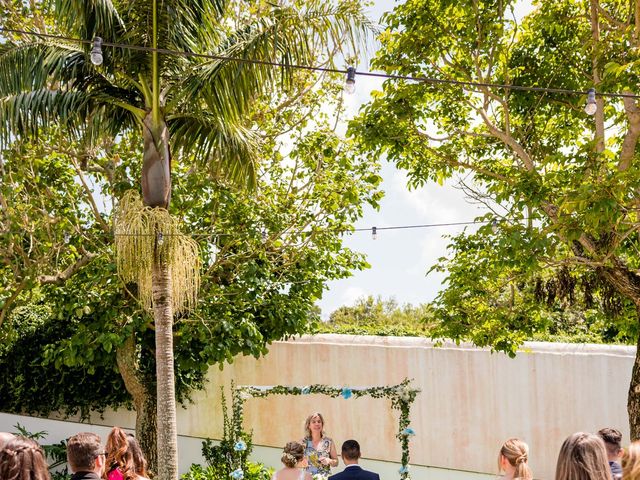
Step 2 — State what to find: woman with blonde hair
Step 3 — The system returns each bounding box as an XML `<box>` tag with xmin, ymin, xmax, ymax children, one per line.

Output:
<box><xmin>301</xmin><ymin>412</ymin><xmax>338</xmax><ymax>476</ymax></box>
<box><xmin>498</xmin><ymin>438</ymin><xmax>532</xmax><ymax>480</ymax></box>
<box><xmin>272</xmin><ymin>441</ymin><xmax>312</xmax><ymax>480</ymax></box>
<box><xmin>555</xmin><ymin>432</ymin><xmax>611</xmax><ymax>480</ymax></box>
<box><xmin>0</xmin><ymin>436</ymin><xmax>50</xmax><ymax>480</ymax></box>
<box><xmin>622</xmin><ymin>440</ymin><xmax>640</xmax><ymax>480</ymax></box>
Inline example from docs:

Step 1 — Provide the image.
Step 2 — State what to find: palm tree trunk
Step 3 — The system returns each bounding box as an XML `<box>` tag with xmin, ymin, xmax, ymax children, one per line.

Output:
<box><xmin>142</xmin><ymin>113</ymin><xmax>171</xmax><ymax>209</ymax></box>
<box><xmin>153</xmin><ymin>258</ymin><xmax>178</xmax><ymax>480</ymax></box>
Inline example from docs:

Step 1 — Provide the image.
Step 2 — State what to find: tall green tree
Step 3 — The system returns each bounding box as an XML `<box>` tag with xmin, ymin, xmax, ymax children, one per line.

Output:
<box><xmin>351</xmin><ymin>0</ymin><xmax>640</xmax><ymax>437</ymax></box>
<box><xmin>0</xmin><ymin>1</ymin><xmax>373</xmax><ymax>478</ymax></box>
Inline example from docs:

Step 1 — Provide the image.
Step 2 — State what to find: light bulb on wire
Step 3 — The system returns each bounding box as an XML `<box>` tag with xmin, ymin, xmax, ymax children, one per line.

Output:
<box><xmin>157</xmin><ymin>232</ymin><xmax>164</xmax><ymax>246</ymax></box>
<box><xmin>371</xmin><ymin>226</ymin><xmax>377</xmax><ymax>240</ymax></box>
<box><xmin>90</xmin><ymin>37</ymin><xmax>103</xmax><ymax>65</ymax></box>
<box><xmin>344</xmin><ymin>67</ymin><xmax>356</xmax><ymax>95</ymax></box>
<box><xmin>585</xmin><ymin>88</ymin><xmax>597</xmax><ymax>115</ymax></box>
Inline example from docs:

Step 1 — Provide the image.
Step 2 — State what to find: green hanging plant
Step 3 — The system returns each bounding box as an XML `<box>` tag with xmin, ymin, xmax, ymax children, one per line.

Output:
<box><xmin>114</xmin><ymin>190</ymin><xmax>200</xmax><ymax>313</ymax></box>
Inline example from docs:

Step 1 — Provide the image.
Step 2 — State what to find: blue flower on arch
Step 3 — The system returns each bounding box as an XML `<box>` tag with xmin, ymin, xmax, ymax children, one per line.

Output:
<box><xmin>341</xmin><ymin>387</ymin><xmax>353</xmax><ymax>399</ymax></box>
<box><xmin>230</xmin><ymin>468</ymin><xmax>244</xmax><ymax>479</ymax></box>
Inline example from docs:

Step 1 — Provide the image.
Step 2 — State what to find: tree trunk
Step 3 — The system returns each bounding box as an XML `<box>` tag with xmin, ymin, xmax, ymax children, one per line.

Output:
<box><xmin>142</xmin><ymin>113</ymin><xmax>171</xmax><ymax>209</ymax></box>
<box><xmin>153</xmin><ymin>259</ymin><xmax>178</xmax><ymax>480</ymax></box>
<box><xmin>116</xmin><ymin>336</ymin><xmax>158</xmax><ymax>475</ymax></box>
<box><xmin>630</xmin><ymin>308</ymin><xmax>640</xmax><ymax>440</ymax></box>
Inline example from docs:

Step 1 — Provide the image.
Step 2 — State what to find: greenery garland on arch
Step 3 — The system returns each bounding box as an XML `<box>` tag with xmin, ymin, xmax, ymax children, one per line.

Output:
<box><xmin>232</xmin><ymin>378</ymin><xmax>420</xmax><ymax>480</ymax></box>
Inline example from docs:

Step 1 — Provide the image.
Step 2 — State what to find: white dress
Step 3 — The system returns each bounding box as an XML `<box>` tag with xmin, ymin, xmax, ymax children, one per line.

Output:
<box><xmin>272</xmin><ymin>469</ymin><xmax>306</xmax><ymax>480</ymax></box>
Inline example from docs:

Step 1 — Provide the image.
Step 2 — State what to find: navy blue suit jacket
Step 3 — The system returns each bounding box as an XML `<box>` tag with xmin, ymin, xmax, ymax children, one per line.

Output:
<box><xmin>329</xmin><ymin>465</ymin><xmax>380</xmax><ymax>480</ymax></box>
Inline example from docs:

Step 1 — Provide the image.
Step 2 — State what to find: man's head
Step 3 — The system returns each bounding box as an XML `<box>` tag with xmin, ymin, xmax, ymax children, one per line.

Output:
<box><xmin>0</xmin><ymin>432</ymin><xmax>14</xmax><ymax>450</ymax></box>
<box><xmin>341</xmin><ymin>440</ymin><xmax>361</xmax><ymax>465</ymax></box>
<box><xmin>67</xmin><ymin>432</ymin><xmax>105</xmax><ymax>475</ymax></box>
<box><xmin>598</xmin><ymin>427</ymin><xmax>623</xmax><ymax>462</ymax></box>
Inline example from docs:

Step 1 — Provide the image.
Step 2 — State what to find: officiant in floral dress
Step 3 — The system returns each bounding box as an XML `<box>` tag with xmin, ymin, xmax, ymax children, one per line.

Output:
<box><xmin>302</xmin><ymin>412</ymin><xmax>339</xmax><ymax>477</ymax></box>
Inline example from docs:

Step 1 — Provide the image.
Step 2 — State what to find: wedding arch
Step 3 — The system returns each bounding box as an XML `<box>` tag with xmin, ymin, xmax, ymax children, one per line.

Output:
<box><xmin>234</xmin><ymin>378</ymin><xmax>420</xmax><ymax>479</ymax></box>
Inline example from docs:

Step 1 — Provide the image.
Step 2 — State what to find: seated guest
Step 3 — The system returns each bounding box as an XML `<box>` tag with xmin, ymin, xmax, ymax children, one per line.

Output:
<box><xmin>67</xmin><ymin>432</ymin><xmax>106</xmax><ymax>480</ymax></box>
<box><xmin>104</xmin><ymin>427</ymin><xmax>149</xmax><ymax>480</ymax></box>
<box><xmin>272</xmin><ymin>441</ymin><xmax>312</xmax><ymax>480</ymax></box>
<box><xmin>497</xmin><ymin>438</ymin><xmax>532</xmax><ymax>480</ymax></box>
<box><xmin>329</xmin><ymin>440</ymin><xmax>379</xmax><ymax>480</ymax></box>
<box><xmin>0</xmin><ymin>436</ymin><xmax>50</xmax><ymax>480</ymax></box>
<box><xmin>598</xmin><ymin>427</ymin><xmax>623</xmax><ymax>480</ymax></box>
<box><xmin>622</xmin><ymin>440</ymin><xmax>640</xmax><ymax>480</ymax></box>
<box><xmin>555</xmin><ymin>432</ymin><xmax>611</xmax><ymax>480</ymax></box>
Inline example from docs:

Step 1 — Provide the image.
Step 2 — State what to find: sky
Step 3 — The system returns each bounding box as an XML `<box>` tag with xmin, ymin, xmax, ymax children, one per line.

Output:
<box><xmin>316</xmin><ymin>0</ymin><xmax>536</xmax><ymax>318</ymax></box>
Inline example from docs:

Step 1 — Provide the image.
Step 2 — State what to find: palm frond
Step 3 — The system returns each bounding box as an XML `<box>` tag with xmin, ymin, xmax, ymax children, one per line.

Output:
<box><xmin>171</xmin><ymin>0</ymin><xmax>375</xmax><ymax>120</ymax></box>
<box><xmin>168</xmin><ymin>113</ymin><xmax>258</xmax><ymax>188</ymax></box>
<box><xmin>0</xmin><ymin>89</ymin><xmax>90</xmax><ymax>145</ymax></box>
<box><xmin>49</xmin><ymin>0</ymin><xmax>125</xmax><ymax>40</ymax></box>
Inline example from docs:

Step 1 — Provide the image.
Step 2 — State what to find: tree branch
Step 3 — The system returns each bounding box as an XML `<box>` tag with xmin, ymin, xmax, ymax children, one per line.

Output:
<box><xmin>38</xmin><ymin>250</ymin><xmax>98</xmax><ymax>284</ymax></box>
<box><xmin>618</xmin><ymin>93</ymin><xmax>640</xmax><ymax>171</ymax></box>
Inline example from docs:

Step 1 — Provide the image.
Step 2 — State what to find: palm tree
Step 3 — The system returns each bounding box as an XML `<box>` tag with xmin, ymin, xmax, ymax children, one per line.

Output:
<box><xmin>0</xmin><ymin>1</ymin><xmax>372</xmax><ymax>478</ymax></box>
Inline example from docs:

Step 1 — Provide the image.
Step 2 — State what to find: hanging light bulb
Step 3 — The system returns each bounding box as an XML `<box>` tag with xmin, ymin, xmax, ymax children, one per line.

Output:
<box><xmin>157</xmin><ymin>232</ymin><xmax>164</xmax><ymax>246</ymax></box>
<box><xmin>491</xmin><ymin>219</ymin><xmax>498</xmax><ymax>234</ymax></box>
<box><xmin>262</xmin><ymin>229</ymin><xmax>268</xmax><ymax>243</ymax></box>
<box><xmin>344</xmin><ymin>67</ymin><xmax>356</xmax><ymax>95</ymax></box>
<box><xmin>90</xmin><ymin>37</ymin><xmax>103</xmax><ymax>65</ymax></box>
<box><xmin>63</xmin><ymin>232</ymin><xmax>70</xmax><ymax>244</ymax></box>
<box><xmin>585</xmin><ymin>88</ymin><xmax>597</xmax><ymax>115</ymax></box>
<box><xmin>371</xmin><ymin>226</ymin><xmax>377</xmax><ymax>240</ymax></box>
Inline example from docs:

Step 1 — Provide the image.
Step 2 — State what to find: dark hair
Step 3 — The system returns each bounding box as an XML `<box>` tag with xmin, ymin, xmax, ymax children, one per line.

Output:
<box><xmin>598</xmin><ymin>427</ymin><xmax>623</xmax><ymax>456</ymax></box>
<box><xmin>104</xmin><ymin>427</ymin><xmax>148</xmax><ymax>480</ymax></box>
<box><xmin>281</xmin><ymin>441</ymin><xmax>305</xmax><ymax>468</ymax></box>
<box><xmin>341</xmin><ymin>440</ymin><xmax>361</xmax><ymax>461</ymax></box>
<box><xmin>67</xmin><ymin>432</ymin><xmax>103</xmax><ymax>473</ymax></box>
<box><xmin>0</xmin><ymin>436</ymin><xmax>50</xmax><ymax>480</ymax></box>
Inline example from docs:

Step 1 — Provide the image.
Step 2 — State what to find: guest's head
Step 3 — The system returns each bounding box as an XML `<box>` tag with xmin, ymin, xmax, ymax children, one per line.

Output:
<box><xmin>598</xmin><ymin>427</ymin><xmax>623</xmax><ymax>462</ymax></box>
<box><xmin>281</xmin><ymin>441</ymin><xmax>306</xmax><ymax>468</ymax></box>
<box><xmin>555</xmin><ymin>432</ymin><xmax>610</xmax><ymax>480</ymax></box>
<box><xmin>67</xmin><ymin>432</ymin><xmax>105</xmax><ymax>475</ymax></box>
<box><xmin>498</xmin><ymin>438</ymin><xmax>532</xmax><ymax>480</ymax></box>
<box><xmin>341</xmin><ymin>440</ymin><xmax>361</xmax><ymax>465</ymax></box>
<box><xmin>304</xmin><ymin>412</ymin><xmax>325</xmax><ymax>439</ymax></box>
<box><xmin>0</xmin><ymin>431</ymin><xmax>15</xmax><ymax>450</ymax></box>
<box><xmin>104</xmin><ymin>427</ymin><xmax>148</xmax><ymax>480</ymax></box>
<box><xmin>622</xmin><ymin>440</ymin><xmax>640</xmax><ymax>480</ymax></box>
<box><xmin>0</xmin><ymin>436</ymin><xmax>51</xmax><ymax>480</ymax></box>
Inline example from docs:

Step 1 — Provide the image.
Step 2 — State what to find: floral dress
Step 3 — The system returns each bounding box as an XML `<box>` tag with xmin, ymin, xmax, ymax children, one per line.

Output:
<box><xmin>304</xmin><ymin>437</ymin><xmax>333</xmax><ymax>476</ymax></box>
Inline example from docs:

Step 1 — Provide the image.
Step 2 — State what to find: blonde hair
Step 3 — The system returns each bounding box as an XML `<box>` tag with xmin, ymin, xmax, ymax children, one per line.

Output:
<box><xmin>304</xmin><ymin>412</ymin><xmax>326</xmax><ymax>439</ymax></box>
<box><xmin>623</xmin><ymin>440</ymin><xmax>640</xmax><ymax>480</ymax></box>
<box><xmin>555</xmin><ymin>432</ymin><xmax>611</xmax><ymax>480</ymax></box>
<box><xmin>499</xmin><ymin>438</ymin><xmax>532</xmax><ymax>480</ymax></box>
<box><xmin>281</xmin><ymin>441</ymin><xmax>304</xmax><ymax>468</ymax></box>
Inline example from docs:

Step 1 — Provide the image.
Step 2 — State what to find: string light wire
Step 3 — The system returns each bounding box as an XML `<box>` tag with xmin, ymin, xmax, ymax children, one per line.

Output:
<box><xmin>0</xmin><ymin>219</ymin><xmax>492</xmax><ymax>240</ymax></box>
<box><xmin>1</xmin><ymin>27</ymin><xmax>639</xmax><ymax>100</ymax></box>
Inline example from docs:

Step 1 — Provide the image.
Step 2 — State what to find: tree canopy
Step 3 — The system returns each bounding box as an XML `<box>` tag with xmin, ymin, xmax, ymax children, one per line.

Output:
<box><xmin>350</xmin><ymin>0</ymin><xmax>640</xmax><ymax>436</ymax></box>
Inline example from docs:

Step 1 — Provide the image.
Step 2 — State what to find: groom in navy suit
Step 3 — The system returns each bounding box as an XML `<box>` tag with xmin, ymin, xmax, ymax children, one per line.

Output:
<box><xmin>329</xmin><ymin>440</ymin><xmax>380</xmax><ymax>480</ymax></box>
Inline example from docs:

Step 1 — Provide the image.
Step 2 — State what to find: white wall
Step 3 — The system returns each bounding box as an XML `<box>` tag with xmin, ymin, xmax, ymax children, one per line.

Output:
<box><xmin>1</xmin><ymin>335</ymin><xmax>634</xmax><ymax>480</ymax></box>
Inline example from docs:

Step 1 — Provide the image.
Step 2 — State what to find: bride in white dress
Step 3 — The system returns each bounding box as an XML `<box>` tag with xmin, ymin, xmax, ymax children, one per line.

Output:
<box><xmin>272</xmin><ymin>441</ymin><xmax>313</xmax><ymax>480</ymax></box>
